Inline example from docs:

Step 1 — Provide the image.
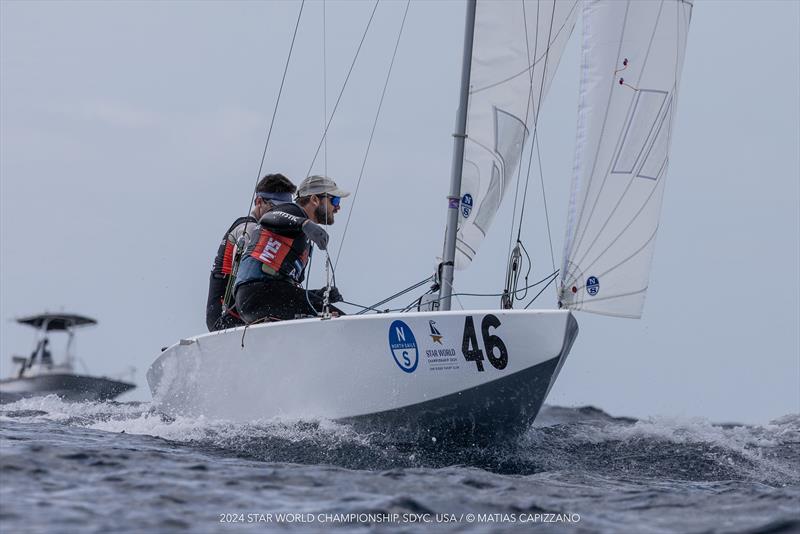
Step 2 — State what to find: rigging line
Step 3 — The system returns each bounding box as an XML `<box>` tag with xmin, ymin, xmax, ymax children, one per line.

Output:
<box><xmin>535</xmin><ymin>127</ymin><xmax>557</xmax><ymax>272</ymax></box>
<box><xmin>325</xmin><ymin>253</ymin><xmax>337</xmax><ymax>288</ymax></box>
<box><xmin>516</xmin><ymin>0</ymin><xmax>556</xmax><ymax>242</ymax></box>
<box><xmin>405</xmin><ymin>281</ymin><xmax>558</xmax><ymax>311</ymax></box>
<box><xmin>524</xmin><ymin>270</ymin><xmax>559</xmax><ymax>309</ymax></box>
<box><xmin>506</xmin><ymin>0</ymin><xmax>540</xmax><ymax>260</ymax></box>
<box><xmin>305</xmin><ymin>0</ymin><xmax>380</xmax><ymax>178</ymax></box>
<box><xmin>340</xmin><ymin>300</ymin><xmax>386</xmax><ymax>313</ymax></box>
<box><xmin>334</xmin><ymin>0</ymin><xmax>411</xmax><ymax>270</ymax></box>
<box><xmin>323</xmin><ymin>0</ymin><xmax>328</xmax><ymax>176</ymax></box>
<box><xmin>232</xmin><ymin>2</ymin><xmax>305</xmax><ymax>305</ymax></box>
<box><xmin>513</xmin><ymin>239</ymin><xmax>534</xmax><ymax>301</ymax></box>
<box><xmin>568</xmin><ymin>1</ymin><xmax>665</xmax><ymax>268</ymax></box>
<box><xmin>429</xmin><ymin>271</ymin><xmax>464</xmax><ymax>310</ymax></box>
<box><xmin>245</xmin><ymin>0</ymin><xmax>306</xmax><ymax>221</ymax></box>
<box><xmin>454</xmin><ymin>292</ymin><xmax>465</xmax><ymax>310</ymax></box>
<box><xmin>355</xmin><ymin>275</ymin><xmax>434</xmax><ymax>315</ymax></box>
<box><xmin>321</xmin><ymin>1</ymin><xmax>332</xmax><ymax>315</ymax></box>
<box><xmin>304</xmin><ymin>246</ymin><xmax>321</xmax><ymax>316</ymax></box>
<box><xmin>409</xmin><ymin>270</ymin><xmax>559</xmax><ymax>307</ymax></box>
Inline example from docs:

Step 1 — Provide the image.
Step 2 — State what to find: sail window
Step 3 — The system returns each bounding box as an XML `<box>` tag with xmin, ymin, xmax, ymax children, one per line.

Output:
<box><xmin>494</xmin><ymin>107</ymin><xmax>528</xmax><ymax>178</ymax></box>
<box><xmin>473</xmin><ymin>108</ymin><xmax>527</xmax><ymax>235</ymax></box>
<box><xmin>636</xmin><ymin>97</ymin><xmax>673</xmax><ymax>181</ymax></box>
<box><xmin>611</xmin><ymin>89</ymin><xmax>668</xmax><ymax>175</ymax></box>
<box><xmin>474</xmin><ymin>163</ymin><xmax>503</xmax><ymax>235</ymax></box>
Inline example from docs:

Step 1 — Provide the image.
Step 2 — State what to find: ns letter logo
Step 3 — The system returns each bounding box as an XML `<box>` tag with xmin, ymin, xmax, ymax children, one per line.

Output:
<box><xmin>388</xmin><ymin>320</ymin><xmax>419</xmax><ymax>373</ymax></box>
<box><xmin>586</xmin><ymin>276</ymin><xmax>600</xmax><ymax>296</ymax></box>
<box><xmin>460</xmin><ymin>193</ymin><xmax>473</xmax><ymax>219</ymax></box>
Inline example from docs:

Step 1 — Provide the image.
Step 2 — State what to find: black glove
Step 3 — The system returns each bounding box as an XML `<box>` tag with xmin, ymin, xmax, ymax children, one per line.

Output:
<box><xmin>302</xmin><ymin>220</ymin><xmax>329</xmax><ymax>250</ymax></box>
<box><xmin>327</xmin><ymin>286</ymin><xmax>343</xmax><ymax>303</ymax></box>
<box><xmin>311</xmin><ymin>286</ymin><xmax>342</xmax><ymax>304</ymax></box>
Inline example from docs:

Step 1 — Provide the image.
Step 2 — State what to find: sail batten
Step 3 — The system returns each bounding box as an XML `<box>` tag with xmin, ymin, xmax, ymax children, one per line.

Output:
<box><xmin>559</xmin><ymin>0</ymin><xmax>692</xmax><ymax>318</ymax></box>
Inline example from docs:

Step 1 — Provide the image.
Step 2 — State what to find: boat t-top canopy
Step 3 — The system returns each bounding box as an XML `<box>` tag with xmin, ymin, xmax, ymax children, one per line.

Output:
<box><xmin>15</xmin><ymin>313</ymin><xmax>97</xmax><ymax>331</ymax></box>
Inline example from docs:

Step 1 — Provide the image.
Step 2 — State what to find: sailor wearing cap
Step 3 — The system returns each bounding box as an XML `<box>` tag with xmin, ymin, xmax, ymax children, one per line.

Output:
<box><xmin>234</xmin><ymin>175</ymin><xmax>350</xmax><ymax>323</ymax></box>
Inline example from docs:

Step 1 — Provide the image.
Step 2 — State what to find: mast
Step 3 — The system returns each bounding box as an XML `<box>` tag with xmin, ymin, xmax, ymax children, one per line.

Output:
<box><xmin>439</xmin><ymin>0</ymin><xmax>477</xmax><ymax>311</ymax></box>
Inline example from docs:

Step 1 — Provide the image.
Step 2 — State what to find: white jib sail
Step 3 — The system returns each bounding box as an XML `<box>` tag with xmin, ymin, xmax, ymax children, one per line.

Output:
<box><xmin>455</xmin><ymin>0</ymin><xmax>579</xmax><ymax>269</ymax></box>
<box><xmin>559</xmin><ymin>0</ymin><xmax>692</xmax><ymax>318</ymax></box>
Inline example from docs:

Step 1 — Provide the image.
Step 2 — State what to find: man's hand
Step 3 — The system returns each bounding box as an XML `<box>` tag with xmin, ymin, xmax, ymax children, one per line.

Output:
<box><xmin>327</xmin><ymin>286</ymin><xmax>343</xmax><ymax>303</ymax></box>
<box><xmin>302</xmin><ymin>220</ymin><xmax>329</xmax><ymax>250</ymax></box>
<box><xmin>309</xmin><ymin>286</ymin><xmax>344</xmax><ymax>304</ymax></box>
<box><xmin>310</xmin><ymin>286</ymin><xmax>343</xmax><ymax>304</ymax></box>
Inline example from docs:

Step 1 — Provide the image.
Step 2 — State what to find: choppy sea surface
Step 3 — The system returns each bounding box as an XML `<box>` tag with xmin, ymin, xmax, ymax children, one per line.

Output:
<box><xmin>0</xmin><ymin>397</ymin><xmax>797</xmax><ymax>534</ymax></box>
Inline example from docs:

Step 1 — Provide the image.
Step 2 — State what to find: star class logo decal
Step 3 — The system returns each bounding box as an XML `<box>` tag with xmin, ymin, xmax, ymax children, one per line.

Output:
<box><xmin>429</xmin><ymin>320</ymin><xmax>443</xmax><ymax>344</ymax></box>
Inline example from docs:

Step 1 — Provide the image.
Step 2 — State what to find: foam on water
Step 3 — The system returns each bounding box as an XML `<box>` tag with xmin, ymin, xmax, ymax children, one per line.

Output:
<box><xmin>0</xmin><ymin>394</ymin><xmax>368</xmax><ymax>443</ymax></box>
<box><xmin>1</xmin><ymin>395</ymin><xmax>797</xmax><ymax>484</ymax></box>
<box><xmin>1</xmin><ymin>396</ymin><xmax>798</xmax><ymax>533</ymax></box>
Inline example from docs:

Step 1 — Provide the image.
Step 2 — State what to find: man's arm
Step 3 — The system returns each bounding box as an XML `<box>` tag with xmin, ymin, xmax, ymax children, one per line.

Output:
<box><xmin>259</xmin><ymin>210</ymin><xmax>305</xmax><ymax>237</ymax></box>
<box><xmin>260</xmin><ymin>210</ymin><xmax>329</xmax><ymax>250</ymax></box>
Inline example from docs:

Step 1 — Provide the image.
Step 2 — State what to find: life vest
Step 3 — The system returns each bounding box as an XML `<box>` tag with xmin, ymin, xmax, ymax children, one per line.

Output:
<box><xmin>237</xmin><ymin>203</ymin><xmax>312</xmax><ymax>285</ymax></box>
<box><xmin>206</xmin><ymin>215</ymin><xmax>257</xmax><ymax>331</ymax></box>
<box><xmin>211</xmin><ymin>215</ymin><xmax>258</xmax><ymax>277</ymax></box>
<box><xmin>249</xmin><ymin>230</ymin><xmax>310</xmax><ymax>283</ymax></box>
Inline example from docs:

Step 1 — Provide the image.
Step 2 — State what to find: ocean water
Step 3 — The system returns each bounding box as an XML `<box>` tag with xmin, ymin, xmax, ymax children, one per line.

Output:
<box><xmin>0</xmin><ymin>397</ymin><xmax>797</xmax><ymax>534</ymax></box>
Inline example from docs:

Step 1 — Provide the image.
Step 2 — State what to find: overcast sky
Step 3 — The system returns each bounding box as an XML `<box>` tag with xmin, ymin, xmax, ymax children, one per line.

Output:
<box><xmin>1</xmin><ymin>0</ymin><xmax>797</xmax><ymax>424</ymax></box>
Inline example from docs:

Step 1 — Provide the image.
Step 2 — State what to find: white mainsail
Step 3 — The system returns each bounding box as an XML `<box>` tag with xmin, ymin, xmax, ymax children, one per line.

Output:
<box><xmin>559</xmin><ymin>0</ymin><xmax>692</xmax><ymax>317</ymax></box>
<box><xmin>454</xmin><ymin>0</ymin><xmax>579</xmax><ymax>269</ymax></box>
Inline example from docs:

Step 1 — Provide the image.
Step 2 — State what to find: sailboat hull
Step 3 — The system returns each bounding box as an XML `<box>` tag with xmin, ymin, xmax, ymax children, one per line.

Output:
<box><xmin>147</xmin><ymin>309</ymin><xmax>578</xmax><ymax>440</ymax></box>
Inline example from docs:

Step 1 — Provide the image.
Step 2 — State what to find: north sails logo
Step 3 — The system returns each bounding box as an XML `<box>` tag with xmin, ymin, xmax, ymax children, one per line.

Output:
<box><xmin>388</xmin><ymin>320</ymin><xmax>418</xmax><ymax>373</ymax></box>
<box><xmin>429</xmin><ymin>320</ymin><xmax>443</xmax><ymax>344</ymax></box>
<box><xmin>460</xmin><ymin>193</ymin><xmax>473</xmax><ymax>218</ymax></box>
<box><xmin>586</xmin><ymin>276</ymin><xmax>600</xmax><ymax>296</ymax></box>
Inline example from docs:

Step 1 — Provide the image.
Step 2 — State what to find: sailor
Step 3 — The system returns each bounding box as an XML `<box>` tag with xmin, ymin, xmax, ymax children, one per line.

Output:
<box><xmin>206</xmin><ymin>173</ymin><xmax>297</xmax><ymax>331</ymax></box>
<box><xmin>234</xmin><ymin>175</ymin><xmax>349</xmax><ymax>323</ymax></box>
<box><xmin>27</xmin><ymin>338</ymin><xmax>52</xmax><ymax>369</ymax></box>
<box><xmin>40</xmin><ymin>338</ymin><xmax>53</xmax><ymax>366</ymax></box>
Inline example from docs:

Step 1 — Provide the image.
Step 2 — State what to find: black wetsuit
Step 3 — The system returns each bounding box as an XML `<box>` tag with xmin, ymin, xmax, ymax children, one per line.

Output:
<box><xmin>234</xmin><ymin>203</ymin><xmax>341</xmax><ymax>322</ymax></box>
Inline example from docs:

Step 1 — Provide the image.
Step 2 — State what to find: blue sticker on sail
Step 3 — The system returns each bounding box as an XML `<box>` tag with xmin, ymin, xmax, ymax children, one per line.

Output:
<box><xmin>460</xmin><ymin>193</ymin><xmax>473</xmax><ymax>218</ymax></box>
<box><xmin>586</xmin><ymin>276</ymin><xmax>600</xmax><ymax>296</ymax></box>
<box><xmin>388</xmin><ymin>320</ymin><xmax>418</xmax><ymax>373</ymax></box>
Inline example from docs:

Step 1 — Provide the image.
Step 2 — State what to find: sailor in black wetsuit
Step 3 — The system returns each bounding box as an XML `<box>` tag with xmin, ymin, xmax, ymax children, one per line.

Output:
<box><xmin>206</xmin><ymin>173</ymin><xmax>296</xmax><ymax>331</ymax></box>
<box><xmin>234</xmin><ymin>175</ymin><xmax>349</xmax><ymax>323</ymax></box>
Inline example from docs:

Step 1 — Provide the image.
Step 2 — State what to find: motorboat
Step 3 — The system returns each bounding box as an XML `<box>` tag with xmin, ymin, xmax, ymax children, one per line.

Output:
<box><xmin>1</xmin><ymin>313</ymin><xmax>135</xmax><ymax>403</ymax></box>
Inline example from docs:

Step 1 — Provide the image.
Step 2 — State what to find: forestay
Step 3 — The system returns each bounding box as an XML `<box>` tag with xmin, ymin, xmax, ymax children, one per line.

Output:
<box><xmin>559</xmin><ymin>0</ymin><xmax>692</xmax><ymax>317</ymax></box>
<box><xmin>455</xmin><ymin>0</ymin><xmax>579</xmax><ymax>269</ymax></box>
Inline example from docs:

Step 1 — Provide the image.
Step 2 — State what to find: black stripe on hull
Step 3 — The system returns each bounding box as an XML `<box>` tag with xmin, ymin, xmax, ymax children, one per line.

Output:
<box><xmin>0</xmin><ymin>374</ymin><xmax>135</xmax><ymax>403</ymax></box>
<box><xmin>342</xmin><ymin>314</ymin><xmax>579</xmax><ymax>444</ymax></box>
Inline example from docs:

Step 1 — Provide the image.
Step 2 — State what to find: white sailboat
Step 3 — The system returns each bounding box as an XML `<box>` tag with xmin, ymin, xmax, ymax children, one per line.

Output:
<box><xmin>147</xmin><ymin>0</ymin><xmax>692</xmax><ymax>440</ymax></box>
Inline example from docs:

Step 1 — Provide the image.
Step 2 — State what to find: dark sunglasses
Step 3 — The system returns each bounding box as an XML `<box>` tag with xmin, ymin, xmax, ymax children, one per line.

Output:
<box><xmin>318</xmin><ymin>194</ymin><xmax>341</xmax><ymax>208</ymax></box>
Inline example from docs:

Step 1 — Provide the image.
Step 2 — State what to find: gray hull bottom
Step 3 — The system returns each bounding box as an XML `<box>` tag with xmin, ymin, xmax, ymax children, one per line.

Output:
<box><xmin>343</xmin><ymin>313</ymin><xmax>579</xmax><ymax>443</ymax></box>
<box><xmin>0</xmin><ymin>374</ymin><xmax>135</xmax><ymax>403</ymax></box>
